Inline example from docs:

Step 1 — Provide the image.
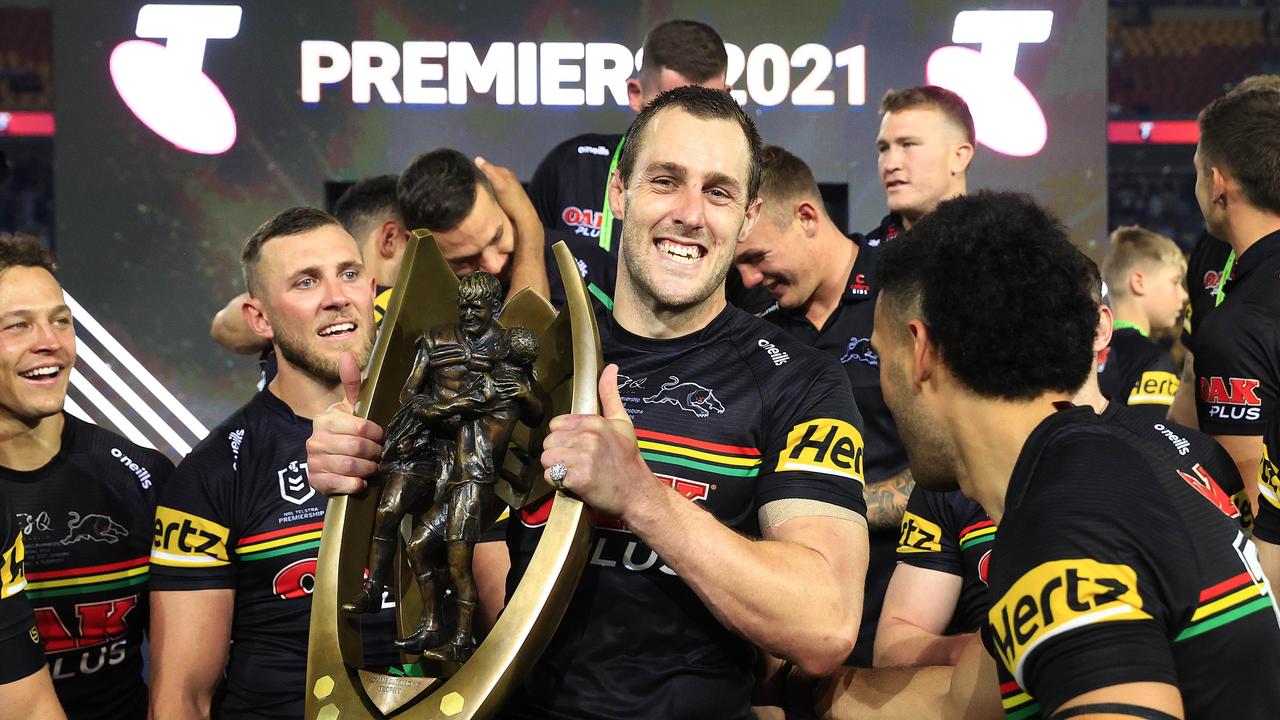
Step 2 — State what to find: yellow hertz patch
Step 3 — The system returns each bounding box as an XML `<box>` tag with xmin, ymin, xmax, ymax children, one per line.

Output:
<box><xmin>1260</xmin><ymin>442</ymin><xmax>1280</xmax><ymax>511</ymax></box>
<box><xmin>898</xmin><ymin>511</ymin><xmax>943</xmax><ymax>554</ymax></box>
<box><xmin>151</xmin><ymin>507</ymin><xmax>232</xmax><ymax>568</ymax></box>
<box><xmin>1127</xmin><ymin>370</ymin><xmax>1179</xmax><ymax>406</ymax></box>
<box><xmin>1</xmin><ymin>533</ymin><xmax>27</xmax><ymax>599</ymax></box>
<box><xmin>988</xmin><ymin>559</ymin><xmax>1152</xmax><ymax>687</ymax></box>
<box><xmin>775</xmin><ymin>418</ymin><xmax>865</xmax><ymax>484</ymax></box>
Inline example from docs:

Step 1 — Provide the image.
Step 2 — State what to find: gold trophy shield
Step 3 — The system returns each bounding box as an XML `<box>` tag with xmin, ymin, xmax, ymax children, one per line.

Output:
<box><xmin>305</xmin><ymin>231</ymin><xmax>600</xmax><ymax>719</ymax></box>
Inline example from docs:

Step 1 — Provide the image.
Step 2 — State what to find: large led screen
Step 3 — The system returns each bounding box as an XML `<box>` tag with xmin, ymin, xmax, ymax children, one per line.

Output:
<box><xmin>53</xmin><ymin>0</ymin><xmax>1105</xmax><ymax>454</ymax></box>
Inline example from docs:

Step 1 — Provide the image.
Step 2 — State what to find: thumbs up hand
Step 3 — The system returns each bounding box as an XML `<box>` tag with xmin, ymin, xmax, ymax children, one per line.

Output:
<box><xmin>306</xmin><ymin>351</ymin><xmax>385</xmax><ymax>496</ymax></box>
<box><xmin>540</xmin><ymin>364</ymin><xmax>656</xmax><ymax>520</ymax></box>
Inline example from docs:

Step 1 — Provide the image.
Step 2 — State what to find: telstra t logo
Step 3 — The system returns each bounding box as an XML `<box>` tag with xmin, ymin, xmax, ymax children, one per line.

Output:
<box><xmin>926</xmin><ymin>10</ymin><xmax>1053</xmax><ymax>158</ymax></box>
<box><xmin>109</xmin><ymin>4</ymin><xmax>242</xmax><ymax>155</ymax></box>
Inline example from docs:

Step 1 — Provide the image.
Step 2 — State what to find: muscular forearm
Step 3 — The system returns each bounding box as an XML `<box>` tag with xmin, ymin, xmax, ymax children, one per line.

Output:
<box><xmin>506</xmin><ymin>216</ymin><xmax>550</xmax><ymax>302</ymax></box>
<box><xmin>813</xmin><ymin>664</ymin><xmax>952</xmax><ymax>720</ymax></box>
<box><xmin>625</xmin><ymin>483</ymin><xmax>864</xmax><ymax>676</ymax></box>
<box><xmin>875</xmin><ymin>619</ymin><xmax>973</xmax><ymax>667</ymax></box>
<box><xmin>0</xmin><ymin>669</ymin><xmax>67</xmax><ymax>720</ymax></box>
<box><xmin>866</xmin><ymin>467</ymin><xmax>915</xmax><ymax>532</ymax></box>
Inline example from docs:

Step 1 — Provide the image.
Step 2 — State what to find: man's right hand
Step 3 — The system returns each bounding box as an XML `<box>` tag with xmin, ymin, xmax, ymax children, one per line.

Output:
<box><xmin>306</xmin><ymin>352</ymin><xmax>385</xmax><ymax>496</ymax></box>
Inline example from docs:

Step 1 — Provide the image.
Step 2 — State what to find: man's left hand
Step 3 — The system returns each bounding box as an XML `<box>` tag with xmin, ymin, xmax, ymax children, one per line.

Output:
<box><xmin>540</xmin><ymin>364</ymin><xmax>659</xmax><ymax>518</ymax></box>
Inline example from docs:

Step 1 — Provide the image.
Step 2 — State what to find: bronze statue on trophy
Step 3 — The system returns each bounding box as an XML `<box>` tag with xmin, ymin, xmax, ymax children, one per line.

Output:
<box><xmin>343</xmin><ymin>271</ymin><xmax>543</xmax><ymax>663</ymax></box>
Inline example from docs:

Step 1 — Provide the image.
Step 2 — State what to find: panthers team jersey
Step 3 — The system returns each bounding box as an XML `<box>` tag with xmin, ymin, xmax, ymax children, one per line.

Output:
<box><xmin>529</xmin><ymin>133</ymin><xmax>622</xmax><ymax>250</ymax></box>
<box><xmin>0</xmin><ymin>415</ymin><xmax>170</xmax><ymax>720</ymax></box>
<box><xmin>983</xmin><ymin>406</ymin><xmax>1280</xmax><ymax>720</ymax></box>
<box><xmin>762</xmin><ymin>220</ymin><xmax>905</xmax><ymax>665</ymax></box>
<box><xmin>1260</xmin><ymin>414</ymin><xmax>1280</xmax><ymax>543</ymax></box>
<box><xmin>151</xmin><ymin>390</ymin><xmax>394</xmax><ymax>719</ymax></box>
<box><xmin>502</xmin><ymin>305</ymin><xmax>867</xmax><ymax>719</ymax></box>
<box><xmin>1188</xmin><ymin>230</ymin><xmax>1280</xmax><ymax>436</ymax></box>
<box><xmin>0</xmin><ymin>490</ymin><xmax>44</xmax><ymax>685</ymax></box>
<box><xmin>901</xmin><ymin>402</ymin><xmax>1251</xmax><ymax>666</ymax></box>
<box><xmin>1097</xmin><ymin>327</ymin><xmax>1179</xmax><ymax>422</ymax></box>
<box><xmin>1181</xmin><ymin>231</ymin><xmax>1233</xmax><ymax>348</ymax></box>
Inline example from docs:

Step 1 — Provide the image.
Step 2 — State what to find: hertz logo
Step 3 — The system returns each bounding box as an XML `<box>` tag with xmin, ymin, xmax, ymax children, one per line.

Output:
<box><xmin>151</xmin><ymin>507</ymin><xmax>231</xmax><ymax>568</ymax></box>
<box><xmin>1</xmin><ymin>533</ymin><xmax>27</xmax><ymax>599</ymax></box>
<box><xmin>897</xmin><ymin>511</ymin><xmax>942</xmax><ymax>554</ymax></box>
<box><xmin>776</xmin><ymin>418</ymin><xmax>865</xmax><ymax>484</ymax></box>
<box><xmin>1128</xmin><ymin>370</ymin><xmax>1179</xmax><ymax>406</ymax></box>
<box><xmin>988</xmin><ymin>559</ymin><xmax>1151</xmax><ymax>686</ymax></box>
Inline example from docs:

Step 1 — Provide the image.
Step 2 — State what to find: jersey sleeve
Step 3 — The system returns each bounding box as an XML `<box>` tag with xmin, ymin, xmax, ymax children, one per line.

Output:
<box><xmin>755</xmin><ymin>354</ymin><xmax>867</xmax><ymax>519</ymax></box>
<box><xmin>1256</xmin><ymin>424</ymin><xmax>1280</xmax><ymax>543</ymax></box>
<box><xmin>528</xmin><ymin>141</ymin><xmax>567</xmax><ymax>230</ymax></box>
<box><xmin>896</xmin><ymin>486</ymin><xmax>962</xmax><ymax>575</ymax></box>
<box><xmin>149</xmin><ymin>436</ymin><xmax>240</xmax><ymax>591</ymax></box>
<box><xmin>985</xmin><ymin>436</ymin><xmax>1183</xmax><ymax>715</ymax></box>
<box><xmin>1194</xmin><ymin>306</ymin><xmax>1276</xmax><ymax>436</ymax></box>
<box><xmin>1124</xmin><ymin>349</ymin><xmax>1180</xmax><ymax>417</ymax></box>
<box><xmin>0</xmin><ymin>515</ymin><xmax>46</xmax><ymax>684</ymax></box>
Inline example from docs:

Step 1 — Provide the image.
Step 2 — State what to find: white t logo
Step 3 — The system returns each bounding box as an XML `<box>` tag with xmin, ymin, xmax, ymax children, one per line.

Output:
<box><xmin>926</xmin><ymin>10</ymin><xmax>1054</xmax><ymax>157</ymax></box>
<box><xmin>110</xmin><ymin>4</ymin><xmax>243</xmax><ymax>155</ymax></box>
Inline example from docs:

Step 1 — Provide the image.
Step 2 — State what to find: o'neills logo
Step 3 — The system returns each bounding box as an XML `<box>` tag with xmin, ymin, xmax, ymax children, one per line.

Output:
<box><xmin>110</xmin><ymin>447</ymin><xmax>153</xmax><ymax>489</ymax></box>
<box><xmin>988</xmin><ymin>559</ymin><xmax>1151</xmax><ymax>685</ymax></box>
<box><xmin>757</xmin><ymin>338</ymin><xmax>790</xmax><ymax>366</ymax></box>
<box><xmin>1152</xmin><ymin>423</ymin><xmax>1191</xmax><ymax>456</ymax></box>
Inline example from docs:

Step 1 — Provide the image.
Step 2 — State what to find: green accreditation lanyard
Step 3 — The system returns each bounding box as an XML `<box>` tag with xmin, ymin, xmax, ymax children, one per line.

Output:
<box><xmin>598</xmin><ymin>136</ymin><xmax>626</xmax><ymax>253</ymax></box>
<box><xmin>1214</xmin><ymin>250</ymin><xmax>1236</xmax><ymax>308</ymax></box>
<box><xmin>1112</xmin><ymin>320</ymin><xmax>1148</xmax><ymax>337</ymax></box>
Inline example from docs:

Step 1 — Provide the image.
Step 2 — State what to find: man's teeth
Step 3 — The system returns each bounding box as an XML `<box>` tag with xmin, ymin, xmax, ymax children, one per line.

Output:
<box><xmin>657</xmin><ymin>240</ymin><xmax>703</xmax><ymax>265</ymax></box>
<box><xmin>319</xmin><ymin>322</ymin><xmax>355</xmax><ymax>337</ymax></box>
<box><xmin>20</xmin><ymin>366</ymin><xmax>60</xmax><ymax>379</ymax></box>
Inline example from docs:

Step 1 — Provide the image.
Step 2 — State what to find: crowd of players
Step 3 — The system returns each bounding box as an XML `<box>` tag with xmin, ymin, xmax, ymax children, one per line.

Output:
<box><xmin>0</xmin><ymin>18</ymin><xmax>1278</xmax><ymax>720</ymax></box>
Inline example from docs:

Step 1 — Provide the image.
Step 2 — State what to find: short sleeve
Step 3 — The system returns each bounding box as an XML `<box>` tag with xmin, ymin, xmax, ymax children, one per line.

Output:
<box><xmin>986</xmin><ymin>437</ymin><xmax>1182</xmax><ymax>714</ymax></box>
<box><xmin>0</xmin><ymin>526</ymin><xmax>45</xmax><ymax>684</ymax></box>
<box><xmin>1194</xmin><ymin>307</ymin><xmax>1275</xmax><ymax>435</ymax></box>
<box><xmin>896</xmin><ymin>487</ymin><xmax>962</xmax><ymax>576</ymax></box>
<box><xmin>755</xmin><ymin>356</ymin><xmax>867</xmax><ymax>518</ymax></box>
<box><xmin>149</xmin><ymin>440</ymin><xmax>240</xmax><ymax>591</ymax></box>
<box><xmin>1124</xmin><ymin>350</ymin><xmax>1180</xmax><ymax>421</ymax></box>
<box><xmin>1256</xmin><ymin>422</ymin><xmax>1280</xmax><ymax>543</ymax></box>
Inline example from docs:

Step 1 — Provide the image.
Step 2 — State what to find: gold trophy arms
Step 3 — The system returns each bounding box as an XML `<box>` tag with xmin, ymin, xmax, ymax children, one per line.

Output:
<box><xmin>305</xmin><ymin>233</ymin><xmax>599</xmax><ymax>719</ymax></box>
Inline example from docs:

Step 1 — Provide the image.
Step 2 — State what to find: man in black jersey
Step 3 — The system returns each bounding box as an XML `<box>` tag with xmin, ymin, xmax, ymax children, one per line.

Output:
<box><xmin>733</xmin><ymin>145</ymin><xmax>911</xmax><ymax>667</ymax></box>
<box><xmin>308</xmin><ymin>87</ymin><xmax>870</xmax><ymax>719</ymax></box>
<box><xmin>149</xmin><ymin>208</ymin><xmax>385</xmax><ymax>719</ymax></box>
<box><xmin>1</xmin><ymin>491</ymin><xmax>65</xmax><ymax>720</ymax></box>
<box><xmin>1097</xmin><ymin>226</ymin><xmax>1187</xmax><ymax>421</ymax></box>
<box><xmin>868</xmin><ymin>190</ymin><xmax>1280</xmax><ymax>719</ymax></box>
<box><xmin>0</xmin><ymin>234</ymin><xmax>172</xmax><ymax>720</ymax></box>
<box><xmin>211</xmin><ymin>175</ymin><xmax>407</xmax><ymax>358</ymax></box>
<box><xmin>397</xmin><ymin>149</ymin><xmax>614</xmax><ymax>309</ymax></box>
<box><xmin>1185</xmin><ymin>80</ymin><xmax>1280</xmax><ymax>520</ymax></box>
<box><xmin>527</xmin><ymin>20</ymin><xmax>771</xmax><ymax>314</ymax></box>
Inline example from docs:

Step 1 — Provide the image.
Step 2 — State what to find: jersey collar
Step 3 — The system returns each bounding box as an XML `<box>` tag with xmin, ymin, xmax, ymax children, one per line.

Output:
<box><xmin>1232</xmin><ymin>228</ymin><xmax>1280</xmax><ymax>287</ymax></box>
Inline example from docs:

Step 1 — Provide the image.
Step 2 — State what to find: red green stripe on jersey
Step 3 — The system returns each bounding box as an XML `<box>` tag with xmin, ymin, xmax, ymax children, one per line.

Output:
<box><xmin>999</xmin><ymin>680</ymin><xmax>1041</xmax><ymax>720</ymax></box>
<box><xmin>235</xmin><ymin>521</ymin><xmax>324</xmax><ymax>562</ymax></box>
<box><xmin>635</xmin><ymin>428</ymin><xmax>762</xmax><ymax>478</ymax></box>
<box><xmin>1175</xmin><ymin>571</ymin><xmax>1277</xmax><ymax>642</ymax></box>
<box><xmin>959</xmin><ymin>520</ymin><xmax>997</xmax><ymax>551</ymax></box>
<box><xmin>25</xmin><ymin>555</ymin><xmax>148</xmax><ymax>600</ymax></box>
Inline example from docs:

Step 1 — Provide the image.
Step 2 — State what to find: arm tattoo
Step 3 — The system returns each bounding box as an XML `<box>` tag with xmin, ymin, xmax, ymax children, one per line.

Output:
<box><xmin>865</xmin><ymin>467</ymin><xmax>915</xmax><ymax>532</ymax></box>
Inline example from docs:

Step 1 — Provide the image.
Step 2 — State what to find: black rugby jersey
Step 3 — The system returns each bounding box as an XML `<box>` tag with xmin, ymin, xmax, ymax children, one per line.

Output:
<box><xmin>899</xmin><ymin>402</ymin><xmax>1251</xmax><ymax>669</ymax></box>
<box><xmin>151</xmin><ymin>390</ymin><xmax>394</xmax><ymax>719</ymax></box>
<box><xmin>983</xmin><ymin>407</ymin><xmax>1280</xmax><ymax>720</ymax></box>
<box><xmin>1188</xmin><ymin>230</ymin><xmax>1280</xmax><ymax>436</ymax></box>
<box><xmin>0</xmin><ymin>490</ymin><xmax>45</xmax><ymax>685</ymax></box>
<box><xmin>1181</xmin><ymin>231</ymin><xmax>1233</xmax><ymax>348</ymax></box>
<box><xmin>502</xmin><ymin>305</ymin><xmax>867</xmax><ymax>720</ymax></box>
<box><xmin>1260</xmin><ymin>414</ymin><xmax>1280</xmax><ymax>542</ymax></box>
<box><xmin>1097</xmin><ymin>326</ymin><xmax>1179</xmax><ymax>422</ymax></box>
<box><xmin>761</xmin><ymin>218</ymin><xmax>906</xmax><ymax>665</ymax></box>
<box><xmin>1</xmin><ymin>415</ymin><xmax>170</xmax><ymax>720</ymax></box>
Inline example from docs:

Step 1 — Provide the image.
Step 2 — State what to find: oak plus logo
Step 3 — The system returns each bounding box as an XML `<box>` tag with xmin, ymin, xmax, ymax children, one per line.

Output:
<box><xmin>926</xmin><ymin>10</ymin><xmax>1053</xmax><ymax>157</ymax></box>
<box><xmin>109</xmin><ymin>4</ymin><xmax>242</xmax><ymax>155</ymax></box>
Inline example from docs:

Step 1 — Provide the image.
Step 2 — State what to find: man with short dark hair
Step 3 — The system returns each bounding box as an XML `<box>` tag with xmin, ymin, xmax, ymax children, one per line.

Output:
<box><xmin>307</xmin><ymin>87</ymin><xmax>870</xmax><ymax>719</ymax></box>
<box><xmin>1186</xmin><ymin>82</ymin><xmax>1280</xmax><ymax>523</ymax></box>
<box><xmin>871</xmin><ymin>190</ymin><xmax>1280</xmax><ymax>719</ymax></box>
<box><xmin>149</xmin><ymin>208</ymin><xmax>386</xmax><ymax>719</ymax></box>
<box><xmin>0</xmin><ymin>233</ymin><xmax>171</xmax><ymax>720</ymax></box>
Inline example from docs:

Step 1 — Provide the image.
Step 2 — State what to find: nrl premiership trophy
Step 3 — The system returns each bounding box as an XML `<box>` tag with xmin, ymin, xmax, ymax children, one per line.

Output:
<box><xmin>305</xmin><ymin>233</ymin><xmax>600</xmax><ymax>719</ymax></box>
